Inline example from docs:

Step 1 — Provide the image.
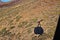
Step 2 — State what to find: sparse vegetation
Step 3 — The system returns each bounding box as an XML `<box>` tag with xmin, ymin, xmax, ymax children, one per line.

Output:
<box><xmin>18</xmin><ymin>21</ymin><xmax>28</xmax><ymax>27</ymax></box>
<box><xmin>18</xmin><ymin>23</ymin><xmax>23</xmax><ymax>27</ymax></box>
<box><xmin>26</xmin><ymin>23</ymin><xmax>33</xmax><ymax>28</ymax></box>
<box><xmin>0</xmin><ymin>28</ymin><xmax>12</xmax><ymax>36</ymax></box>
<box><xmin>27</xmin><ymin>29</ymin><xmax>32</xmax><ymax>34</ymax></box>
<box><xmin>9</xmin><ymin>20</ymin><xmax>14</xmax><ymax>25</ymax></box>
<box><xmin>0</xmin><ymin>0</ymin><xmax>59</xmax><ymax>40</ymax></box>
<box><xmin>32</xmin><ymin>18</ymin><xmax>37</xmax><ymax>22</ymax></box>
<box><xmin>15</xmin><ymin>16</ymin><xmax>22</xmax><ymax>22</ymax></box>
<box><xmin>38</xmin><ymin>33</ymin><xmax>49</xmax><ymax>40</ymax></box>
<box><xmin>22</xmin><ymin>21</ymin><xmax>28</xmax><ymax>25</ymax></box>
<box><xmin>47</xmin><ymin>28</ymin><xmax>55</xmax><ymax>38</ymax></box>
<box><xmin>10</xmin><ymin>26</ymin><xmax>15</xmax><ymax>29</ymax></box>
<box><xmin>32</xmin><ymin>36</ymin><xmax>38</xmax><ymax>40</ymax></box>
<box><xmin>16</xmin><ymin>33</ymin><xmax>21</xmax><ymax>40</ymax></box>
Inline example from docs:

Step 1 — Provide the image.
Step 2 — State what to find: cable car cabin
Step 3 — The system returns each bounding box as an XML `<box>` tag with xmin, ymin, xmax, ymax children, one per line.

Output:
<box><xmin>34</xmin><ymin>20</ymin><xmax>44</xmax><ymax>35</ymax></box>
<box><xmin>34</xmin><ymin>26</ymin><xmax>44</xmax><ymax>35</ymax></box>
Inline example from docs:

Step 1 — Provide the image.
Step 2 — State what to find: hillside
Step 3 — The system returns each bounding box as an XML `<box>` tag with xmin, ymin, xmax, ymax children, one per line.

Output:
<box><xmin>0</xmin><ymin>0</ymin><xmax>60</xmax><ymax>40</ymax></box>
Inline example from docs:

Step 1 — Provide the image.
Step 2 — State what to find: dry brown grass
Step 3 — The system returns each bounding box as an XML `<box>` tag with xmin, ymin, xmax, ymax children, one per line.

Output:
<box><xmin>0</xmin><ymin>0</ymin><xmax>60</xmax><ymax>40</ymax></box>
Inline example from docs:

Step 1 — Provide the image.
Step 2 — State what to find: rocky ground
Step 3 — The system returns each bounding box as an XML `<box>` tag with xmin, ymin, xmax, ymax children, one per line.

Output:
<box><xmin>0</xmin><ymin>0</ymin><xmax>60</xmax><ymax>40</ymax></box>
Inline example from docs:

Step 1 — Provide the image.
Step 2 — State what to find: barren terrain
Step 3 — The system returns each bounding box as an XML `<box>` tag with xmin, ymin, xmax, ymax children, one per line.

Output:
<box><xmin>0</xmin><ymin>0</ymin><xmax>60</xmax><ymax>40</ymax></box>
